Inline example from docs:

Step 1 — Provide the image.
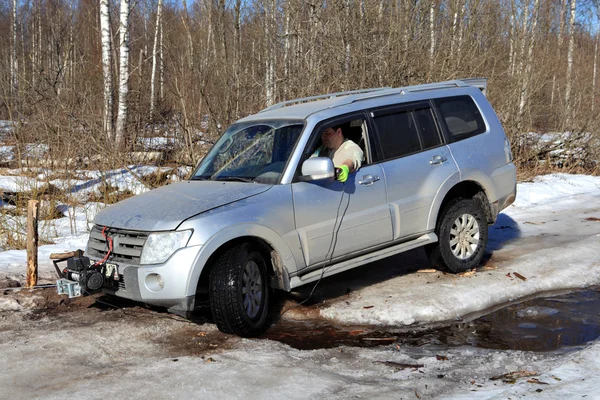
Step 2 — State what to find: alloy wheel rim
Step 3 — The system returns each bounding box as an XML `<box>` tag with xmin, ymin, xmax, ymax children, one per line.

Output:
<box><xmin>242</xmin><ymin>260</ymin><xmax>263</xmax><ymax>318</ymax></box>
<box><xmin>449</xmin><ymin>214</ymin><xmax>480</xmax><ymax>260</ymax></box>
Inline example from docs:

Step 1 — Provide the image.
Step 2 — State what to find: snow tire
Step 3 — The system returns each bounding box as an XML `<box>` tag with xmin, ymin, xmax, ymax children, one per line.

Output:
<box><xmin>209</xmin><ymin>243</ymin><xmax>270</xmax><ymax>337</ymax></box>
<box><xmin>425</xmin><ymin>197</ymin><xmax>488</xmax><ymax>273</ymax></box>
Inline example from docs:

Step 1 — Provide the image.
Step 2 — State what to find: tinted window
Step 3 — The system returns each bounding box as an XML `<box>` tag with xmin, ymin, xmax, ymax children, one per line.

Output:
<box><xmin>434</xmin><ymin>96</ymin><xmax>486</xmax><ymax>141</ymax></box>
<box><xmin>373</xmin><ymin>110</ymin><xmax>420</xmax><ymax>159</ymax></box>
<box><xmin>413</xmin><ymin>107</ymin><xmax>442</xmax><ymax>149</ymax></box>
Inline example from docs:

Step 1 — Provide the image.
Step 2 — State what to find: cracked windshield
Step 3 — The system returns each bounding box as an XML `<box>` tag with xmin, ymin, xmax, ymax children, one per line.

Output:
<box><xmin>192</xmin><ymin>120</ymin><xmax>303</xmax><ymax>184</ymax></box>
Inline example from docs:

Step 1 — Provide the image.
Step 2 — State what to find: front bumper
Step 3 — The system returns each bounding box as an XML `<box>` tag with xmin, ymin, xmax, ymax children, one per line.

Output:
<box><xmin>99</xmin><ymin>244</ymin><xmax>202</xmax><ymax>308</ymax></box>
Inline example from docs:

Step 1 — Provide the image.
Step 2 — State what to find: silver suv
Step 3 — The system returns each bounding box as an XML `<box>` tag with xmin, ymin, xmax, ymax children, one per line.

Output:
<box><xmin>88</xmin><ymin>79</ymin><xmax>517</xmax><ymax>336</ymax></box>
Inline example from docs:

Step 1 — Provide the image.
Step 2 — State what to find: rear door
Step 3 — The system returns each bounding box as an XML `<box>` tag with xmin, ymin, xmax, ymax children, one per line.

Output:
<box><xmin>370</xmin><ymin>101</ymin><xmax>459</xmax><ymax>240</ymax></box>
<box><xmin>292</xmin><ymin>113</ymin><xmax>393</xmax><ymax>269</ymax></box>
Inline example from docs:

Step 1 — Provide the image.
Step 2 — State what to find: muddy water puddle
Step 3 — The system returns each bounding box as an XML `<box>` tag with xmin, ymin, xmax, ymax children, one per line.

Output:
<box><xmin>264</xmin><ymin>286</ymin><xmax>600</xmax><ymax>352</ymax></box>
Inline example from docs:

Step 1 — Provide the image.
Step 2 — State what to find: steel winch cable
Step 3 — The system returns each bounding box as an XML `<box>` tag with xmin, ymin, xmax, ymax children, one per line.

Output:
<box><xmin>2</xmin><ymin>284</ymin><xmax>57</xmax><ymax>290</ymax></box>
<box><xmin>275</xmin><ymin>180</ymin><xmax>350</xmax><ymax>321</ymax></box>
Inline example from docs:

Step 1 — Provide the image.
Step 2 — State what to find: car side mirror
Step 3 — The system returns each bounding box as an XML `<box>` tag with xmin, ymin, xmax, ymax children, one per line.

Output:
<box><xmin>300</xmin><ymin>157</ymin><xmax>335</xmax><ymax>181</ymax></box>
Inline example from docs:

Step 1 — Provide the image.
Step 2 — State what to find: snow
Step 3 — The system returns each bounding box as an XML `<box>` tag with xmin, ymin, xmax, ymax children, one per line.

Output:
<box><xmin>0</xmin><ymin>172</ymin><xmax>599</xmax><ymax>398</ymax></box>
<box><xmin>0</xmin><ymin>120</ymin><xmax>14</xmax><ymax>133</ymax></box>
<box><xmin>514</xmin><ymin>173</ymin><xmax>600</xmax><ymax>206</ymax></box>
<box><xmin>320</xmin><ymin>173</ymin><xmax>600</xmax><ymax>326</ymax></box>
<box><xmin>136</xmin><ymin>136</ymin><xmax>176</xmax><ymax>149</ymax></box>
<box><xmin>0</xmin><ymin>145</ymin><xmax>14</xmax><ymax>161</ymax></box>
<box><xmin>0</xmin><ymin>174</ymin><xmax>41</xmax><ymax>192</ymax></box>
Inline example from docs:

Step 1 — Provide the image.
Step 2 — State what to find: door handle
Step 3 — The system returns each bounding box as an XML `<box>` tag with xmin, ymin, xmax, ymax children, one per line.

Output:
<box><xmin>359</xmin><ymin>175</ymin><xmax>380</xmax><ymax>186</ymax></box>
<box><xmin>430</xmin><ymin>155</ymin><xmax>448</xmax><ymax>165</ymax></box>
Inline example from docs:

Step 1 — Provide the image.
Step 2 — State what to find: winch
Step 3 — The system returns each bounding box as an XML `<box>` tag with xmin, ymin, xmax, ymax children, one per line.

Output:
<box><xmin>53</xmin><ymin>250</ymin><xmax>107</xmax><ymax>298</ymax></box>
<box><xmin>55</xmin><ymin>226</ymin><xmax>115</xmax><ymax>298</ymax></box>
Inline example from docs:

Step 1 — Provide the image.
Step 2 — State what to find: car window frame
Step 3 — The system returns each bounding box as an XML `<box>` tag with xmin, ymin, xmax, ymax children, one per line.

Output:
<box><xmin>293</xmin><ymin>111</ymin><xmax>373</xmax><ymax>182</ymax></box>
<box><xmin>191</xmin><ymin>118</ymin><xmax>306</xmax><ymax>185</ymax></box>
<box><xmin>432</xmin><ymin>95</ymin><xmax>488</xmax><ymax>144</ymax></box>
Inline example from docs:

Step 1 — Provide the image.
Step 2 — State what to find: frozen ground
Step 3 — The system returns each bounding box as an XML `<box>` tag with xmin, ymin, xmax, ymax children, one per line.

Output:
<box><xmin>0</xmin><ymin>173</ymin><xmax>599</xmax><ymax>398</ymax></box>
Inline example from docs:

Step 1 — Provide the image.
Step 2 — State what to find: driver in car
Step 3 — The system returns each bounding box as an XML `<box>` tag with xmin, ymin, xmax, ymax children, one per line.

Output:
<box><xmin>311</xmin><ymin>125</ymin><xmax>363</xmax><ymax>182</ymax></box>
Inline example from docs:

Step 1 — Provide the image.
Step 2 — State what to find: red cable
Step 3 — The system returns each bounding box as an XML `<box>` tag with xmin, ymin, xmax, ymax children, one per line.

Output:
<box><xmin>93</xmin><ymin>226</ymin><xmax>113</xmax><ymax>266</ymax></box>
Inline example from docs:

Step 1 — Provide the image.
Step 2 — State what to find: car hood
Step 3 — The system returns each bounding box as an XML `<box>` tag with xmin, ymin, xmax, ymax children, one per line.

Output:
<box><xmin>93</xmin><ymin>181</ymin><xmax>272</xmax><ymax>231</ymax></box>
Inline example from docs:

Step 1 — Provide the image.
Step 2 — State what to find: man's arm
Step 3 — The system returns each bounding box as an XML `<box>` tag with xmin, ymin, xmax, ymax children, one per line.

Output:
<box><xmin>341</xmin><ymin>158</ymin><xmax>357</xmax><ymax>173</ymax></box>
<box><xmin>340</xmin><ymin>140</ymin><xmax>364</xmax><ymax>172</ymax></box>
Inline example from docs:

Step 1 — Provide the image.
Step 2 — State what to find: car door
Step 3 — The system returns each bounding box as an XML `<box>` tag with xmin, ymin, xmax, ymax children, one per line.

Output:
<box><xmin>292</xmin><ymin>114</ymin><xmax>393</xmax><ymax>269</ymax></box>
<box><xmin>370</xmin><ymin>101</ymin><xmax>460</xmax><ymax>240</ymax></box>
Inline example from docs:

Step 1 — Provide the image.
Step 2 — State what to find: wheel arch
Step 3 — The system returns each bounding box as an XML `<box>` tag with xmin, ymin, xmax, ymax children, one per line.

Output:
<box><xmin>189</xmin><ymin>225</ymin><xmax>295</xmax><ymax>305</ymax></box>
<box><xmin>428</xmin><ymin>180</ymin><xmax>495</xmax><ymax>231</ymax></box>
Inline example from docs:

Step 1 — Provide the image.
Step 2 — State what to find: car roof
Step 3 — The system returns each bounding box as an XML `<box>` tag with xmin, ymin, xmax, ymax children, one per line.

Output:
<box><xmin>238</xmin><ymin>78</ymin><xmax>487</xmax><ymax>123</ymax></box>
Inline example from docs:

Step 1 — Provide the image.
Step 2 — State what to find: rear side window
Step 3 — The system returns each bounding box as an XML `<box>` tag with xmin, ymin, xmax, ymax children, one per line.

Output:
<box><xmin>434</xmin><ymin>96</ymin><xmax>486</xmax><ymax>141</ymax></box>
<box><xmin>372</xmin><ymin>104</ymin><xmax>442</xmax><ymax>161</ymax></box>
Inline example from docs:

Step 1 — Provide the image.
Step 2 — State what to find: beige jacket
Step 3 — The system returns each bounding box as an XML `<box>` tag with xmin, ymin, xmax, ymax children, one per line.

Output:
<box><xmin>312</xmin><ymin>139</ymin><xmax>364</xmax><ymax>171</ymax></box>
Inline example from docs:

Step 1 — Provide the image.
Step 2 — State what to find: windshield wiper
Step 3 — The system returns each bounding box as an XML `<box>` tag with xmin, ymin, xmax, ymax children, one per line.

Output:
<box><xmin>214</xmin><ymin>176</ymin><xmax>255</xmax><ymax>183</ymax></box>
<box><xmin>190</xmin><ymin>176</ymin><xmax>211</xmax><ymax>181</ymax></box>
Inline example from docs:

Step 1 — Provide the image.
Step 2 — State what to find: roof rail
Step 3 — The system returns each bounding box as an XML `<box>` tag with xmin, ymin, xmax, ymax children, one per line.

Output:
<box><xmin>259</xmin><ymin>87</ymin><xmax>391</xmax><ymax>113</ymax></box>
<box><xmin>345</xmin><ymin>78</ymin><xmax>489</xmax><ymax>105</ymax></box>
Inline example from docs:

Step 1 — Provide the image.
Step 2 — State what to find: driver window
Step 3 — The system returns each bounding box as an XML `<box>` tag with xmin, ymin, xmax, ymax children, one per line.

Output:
<box><xmin>306</xmin><ymin>117</ymin><xmax>369</xmax><ymax>166</ymax></box>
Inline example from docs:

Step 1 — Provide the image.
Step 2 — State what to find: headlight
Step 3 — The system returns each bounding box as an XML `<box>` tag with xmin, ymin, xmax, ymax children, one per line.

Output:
<box><xmin>140</xmin><ymin>230</ymin><xmax>192</xmax><ymax>265</ymax></box>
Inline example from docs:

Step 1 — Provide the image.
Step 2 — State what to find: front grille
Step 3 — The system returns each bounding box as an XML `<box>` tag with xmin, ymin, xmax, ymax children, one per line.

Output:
<box><xmin>87</xmin><ymin>225</ymin><xmax>149</xmax><ymax>265</ymax></box>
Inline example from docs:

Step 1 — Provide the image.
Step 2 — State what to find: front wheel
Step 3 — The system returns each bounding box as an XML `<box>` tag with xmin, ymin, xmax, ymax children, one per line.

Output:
<box><xmin>425</xmin><ymin>198</ymin><xmax>488</xmax><ymax>273</ymax></box>
<box><xmin>209</xmin><ymin>244</ymin><xmax>270</xmax><ymax>337</ymax></box>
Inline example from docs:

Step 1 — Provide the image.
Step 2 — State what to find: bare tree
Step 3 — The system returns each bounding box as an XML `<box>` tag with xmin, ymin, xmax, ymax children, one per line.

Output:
<box><xmin>551</xmin><ymin>0</ymin><xmax>568</xmax><ymax>107</ymax></box>
<box><xmin>115</xmin><ymin>0</ymin><xmax>131</xmax><ymax>146</ymax></box>
<box><xmin>518</xmin><ymin>0</ymin><xmax>540</xmax><ymax>123</ymax></box>
<box><xmin>100</xmin><ymin>0</ymin><xmax>114</xmax><ymax>138</ymax></box>
<box><xmin>593</xmin><ymin>35</ymin><xmax>598</xmax><ymax>112</ymax></box>
<box><xmin>11</xmin><ymin>0</ymin><xmax>18</xmax><ymax>100</ymax></box>
<box><xmin>429</xmin><ymin>1</ymin><xmax>436</xmax><ymax>76</ymax></box>
<box><xmin>1</xmin><ymin>0</ymin><xmax>600</xmax><ymax>174</ymax></box>
<box><xmin>264</xmin><ymin>0</ymin><xmax>276</xmax><ymax>106</ymax></box>
<box><xmin>565</xmin><ymin>0</ymin><xmax>577</xmax><ymax>127</ymax></box>
<box><xmin>150</xmin><ymin>0</ymin><xmax>164</xmax><ymax>117</ymax></box>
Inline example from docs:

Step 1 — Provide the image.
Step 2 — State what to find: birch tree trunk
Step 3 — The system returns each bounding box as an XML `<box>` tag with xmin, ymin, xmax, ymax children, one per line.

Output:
<box><xmin>456</xmin><ymin>0</ymin><xmax>467</xmax><ymax>67</ymax></box>
<box><xmin>402</xmin><ymin>0</ymin><xmax>410</xmax><ymax>54</ymax></box>
<box><xmin>150</xmin><ymin>0</ymin><xmax>164</xmax><ymax>116</ymax></box>
<box><xmin>264</xmin><ymin>0</ymin><xmax>276</xmax><ymax>106</ymax></box>
<box><xmin>100</xmin><ymin>0</ymin><xmax>114</xmax><ymax>138</ymax></box>
<box><xmin>565</xmin><ymin>0</ymin><xmax>576</xmax><ymax>127</ymax></box>
<box><xmin>551</xmin><ymin>0</ymin><xmax>568</xmax><ymax>106</ymax></box>
<box><xmin>518</xmin><ymin>0</ymin><xmax>539</xmax><ymax>121</ymax></box>
<box><xmin>508</xmin><ymin>0</ymin><xmax>516</xmax><ymax>76</ymax></box>
<box><xmin>517</xmin><ymin>0</ymin><xmax>531</xmax><ymax>78</ymax></box>
<box><xmin>181</xmin><ymin>0</ymin><xmax>194</xmax><ymax>70</ymax></box>
<box><xmin>450</xmin><ymin>0</ymin><xmax>460</xmax><ymax>57</ymax></box>
<box><xmin>283</xmin><ymin>6</ymin><xmax>291</xmax><ymax>96</ymax></box>
<box><xmin>115</xmin><ymin>0</ymin><xmax>131</xmax><ymax>146</ymax></box>
<box><xmin>159</xmin><ymin>16</ymin><xmax>164</xmax><ymax>102</ymax></box>
<box><xmin>429</xmin><ymin>2</ymin><xmax>436</xmax><ymax>75</ymax></box>
<box><xmin>11</xmin><ymin>0</ymin><xmax>18</xmax><ymax>98</ymax></box>
<box><xmin>308</xmin><ymin>1</ymin><xmax>318</xmax><ymax>93</ymax></box>
<box><xmin>344</xmin><ymin>0</ymin><xmax>351</xmax><ymax>85</ymax></box>
<box><xmin>31</xmin><ymin>8</ymin><xmax>36</xmax><ymax>87</ymax></box>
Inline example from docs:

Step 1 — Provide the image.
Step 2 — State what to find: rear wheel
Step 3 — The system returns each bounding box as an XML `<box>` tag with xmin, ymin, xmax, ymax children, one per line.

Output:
<box><xmin>425</xmin><ymin>198</ymin><xmax>488</xmax><ymax>273</ymax></box>
<box><xmin>209</xmin><ymin>243</ymin><xmax>270</xmax><ymax>337</ymax></box>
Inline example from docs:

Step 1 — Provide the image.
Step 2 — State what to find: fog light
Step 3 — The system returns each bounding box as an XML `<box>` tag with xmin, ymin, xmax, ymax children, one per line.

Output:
<box><xmin>145</xmin><ymin>273</ymin><xmax>165</xmax><ymax>292</ymax></box>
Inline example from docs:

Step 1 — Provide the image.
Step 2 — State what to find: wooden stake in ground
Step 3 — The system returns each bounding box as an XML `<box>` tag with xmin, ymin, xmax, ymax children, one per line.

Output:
<box><xmin>26</xmin><ymin>200</ymin><xmax>40</xmax><ymax>288</ymax></box>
